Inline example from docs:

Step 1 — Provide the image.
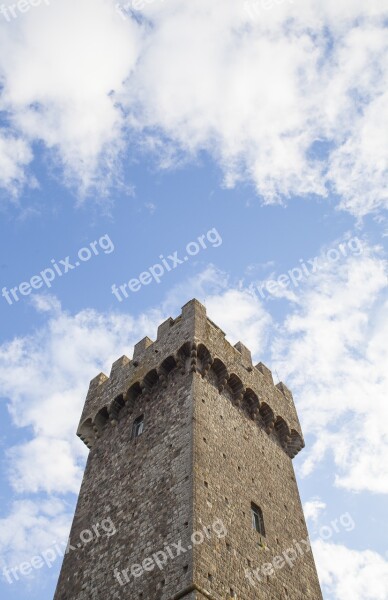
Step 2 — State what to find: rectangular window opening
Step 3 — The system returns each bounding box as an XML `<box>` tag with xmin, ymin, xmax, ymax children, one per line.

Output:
<box><xmin>251</xmin><ymin>502</ymin><xmax>266</xmax><ymax>536</ymax></box>
<box><xmin>132</xmin><ymin>415</ymin><xmax>144</xmax><ymax>439</ymax></box>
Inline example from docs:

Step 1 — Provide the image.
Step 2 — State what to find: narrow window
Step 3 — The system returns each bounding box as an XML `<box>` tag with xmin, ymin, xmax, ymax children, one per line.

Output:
<box><xmin>251</xmin><ymin>503</ymin><xmax>265</xmax><ymax>536</ymax></box>
<box><xmin>132</xmin><ymin>415</ymin><xmax>144</xmax><ymax>439</ymax></box>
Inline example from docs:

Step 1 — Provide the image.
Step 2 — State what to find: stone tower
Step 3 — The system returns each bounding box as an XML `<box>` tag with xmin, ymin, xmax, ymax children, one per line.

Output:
<box><xmin>53</xmin><ymin>299</ymin><xmax>323</xmax><ymax>600</ymax></box>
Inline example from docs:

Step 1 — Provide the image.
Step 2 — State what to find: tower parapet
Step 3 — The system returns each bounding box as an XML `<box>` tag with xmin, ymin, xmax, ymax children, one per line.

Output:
<box><xmin>78</xmin><ymin>299</ymin><xmax>304</xmax><ymax>458</ymax></box>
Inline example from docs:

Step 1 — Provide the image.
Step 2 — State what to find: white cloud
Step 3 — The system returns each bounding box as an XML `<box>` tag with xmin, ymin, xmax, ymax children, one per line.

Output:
<box><xmin>325</xmin><ymin>28</ymin><xmax>388</xmax><ymax>217</ymax></box>
<box><xmin>205</xmin><ymin>288</ymin><xmax>272</xmax><ymax>356</ymax></box>
<box><xmin>29</xmin><ymin>294</ymin><xmax>61</xmax><ymax>314</ymax></box>
<box><xmin>0</xmin><ymin>498</ymin><xmax>70</xmax><ymax>574</ymax></box>
<box><xmin>0</xmin><ymin>0</ymin><xmax>140</xmax><ymax>196</ymax></box>
<box><xmin>0</xmin><ymin>0</ymin><xmax>387</xmax><ymax>215</ymax></box>
<box><xmin>0</xmin><ymin>303</ymin><xmax>163</xmax><ymax>442</ymax></box>
<box><xmin>0</xmin><ymin>129</ymin><xmax>34</xmax><ymax>197</ymax></box>
<box><xmin>7</xmin><ymin>438</ymin><xmax>82</xmax><ymax>495</ymax></box>
<box><xmin>304</xmin><ymin>499</ymin><xmax>327</xmax><ymax>524</ymax></box>
<box><xmin>0</xmin><ymin>299</ymin><xmax>164</xmax><ymax>568</ymax></box>
<box><xmin>270</xmin><ymin>241</ymin><xmax>388</xmax><ymax>493</ymax></box>
<box><xmin>314</xmin><ymin>540</ymin><xmax>388</xmax><ymax>600</ymax></box>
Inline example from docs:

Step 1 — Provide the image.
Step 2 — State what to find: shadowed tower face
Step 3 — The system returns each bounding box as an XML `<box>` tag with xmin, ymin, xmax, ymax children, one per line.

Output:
<box><xmin>53</xmin><ymin>299</ymin><xmax>323</xmax><ymax>600</ymax></box>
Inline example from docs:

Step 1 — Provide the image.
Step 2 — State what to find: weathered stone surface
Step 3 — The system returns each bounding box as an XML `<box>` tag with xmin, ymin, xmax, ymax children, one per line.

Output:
<box><xmin>53</xmin><ymin>299</ymin><xmax>322</xmax><ymax>600</ymax></box>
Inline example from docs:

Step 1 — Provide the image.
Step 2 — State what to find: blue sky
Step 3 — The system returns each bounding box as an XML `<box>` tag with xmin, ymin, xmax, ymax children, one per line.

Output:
<box><xmin>0</xmin><ymin>1</ymin><xmax>387</xmax><ymax>599</ymax></box>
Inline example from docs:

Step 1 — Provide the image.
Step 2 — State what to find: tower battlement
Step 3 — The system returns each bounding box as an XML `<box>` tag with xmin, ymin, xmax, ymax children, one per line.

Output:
<box><xmin>78</xmin><ymin>299</ymin><xmax>304</xmax><ymax>458</ymax></box>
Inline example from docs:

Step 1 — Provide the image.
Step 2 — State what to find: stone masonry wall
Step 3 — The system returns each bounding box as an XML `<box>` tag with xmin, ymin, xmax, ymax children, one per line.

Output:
<box><xmin>192</xmin><ymin>374</ymin><xmax>323</xmax><ymax>600</ymax></box>
<box><xmin>54</xmin><ymin>366</ymin><xmax>195</xmax><ymax>600</ymax></box>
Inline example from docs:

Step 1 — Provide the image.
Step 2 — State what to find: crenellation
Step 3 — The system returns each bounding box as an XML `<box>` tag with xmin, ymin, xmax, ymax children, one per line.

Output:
<box><xmin>181</xmin><ymin>297</ymin><xmax>207</xmax><ymax>322</ymax></box>
<box><xmin>78</xmin><ymin>312</ymin><xmax>193</xmax><ymax>428</ymax></box>
<box><xmin>80</xmin><ymin>373</ymin><xmax>109</xmax><ymax>428</ymax></box>
<box><xmin>233</xmin><ymin>341</ymin><xmax>252</xmax><ymax>367</ymax></box>
<box><xmin>276</xmin><ymin>381</ymin><xmax>293</xmax><ymax>401</ymax></box>
<box><xmin>133</xmin><ymin>335</ymin><xmax>154</xmax><ymax>359</ymax></box>
<box><xmin>86</xmin><ymin>372</ymin><xmax>109</xmax><ymax>397</ymax></box>
<box><xmin>255</xmin><ymin>361</ymin><xmax>274</xmax><ymax>383</ymax></box>
<box><xmin>157</xmin><ymin>316</ymin><xmax>175</xmax><ymax>339</ymax></box>
<box><xmin>77</xmin><ymin>299</ymin><xmax>304</xmax><ymax>457</ymax></box>
<box><xmin>109</xmin><ymin>355</ymin><xmax>130</xmax><ymax>377</ymax></box>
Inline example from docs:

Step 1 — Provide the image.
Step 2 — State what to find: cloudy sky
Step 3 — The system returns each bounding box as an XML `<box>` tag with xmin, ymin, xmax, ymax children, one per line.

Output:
<box><xmin>0</xmin><ymin>0</ymin><xmax>387</xmax><ymax>598</ymax></box>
